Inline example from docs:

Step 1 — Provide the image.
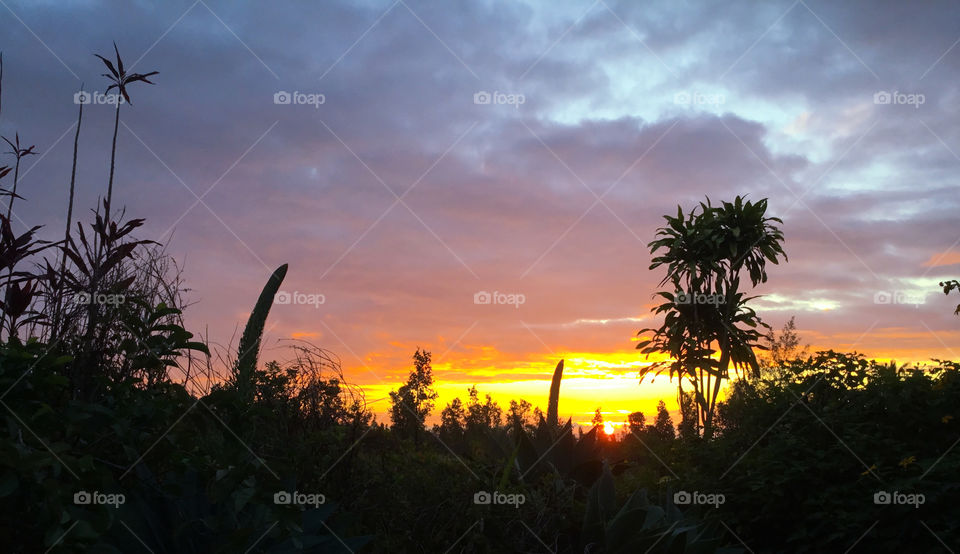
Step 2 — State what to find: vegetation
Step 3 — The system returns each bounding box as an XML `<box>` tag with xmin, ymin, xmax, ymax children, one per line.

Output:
<box><xmin>638</xmin><ymin>196</ymin><xmax>787</xmax><ymax>437</ymax></box>
<box><xmin>0</xmin><ymin>50</ymin><xmax>957</xmax><ymax>553</ymax></box>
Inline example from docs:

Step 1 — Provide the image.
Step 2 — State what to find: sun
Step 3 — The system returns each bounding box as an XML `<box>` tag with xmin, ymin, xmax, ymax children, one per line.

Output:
<box><xmin>603</xmin><ymin>421</ymin><xmax>615</xmax><ymax>435</ymax></box>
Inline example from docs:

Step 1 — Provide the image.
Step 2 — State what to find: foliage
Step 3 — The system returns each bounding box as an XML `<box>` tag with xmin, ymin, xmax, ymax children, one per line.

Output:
<box><xmin>388</xmin><ymin>348</ymin><xmax>438</xmax><ymax>442</ymax></box>
<box><xmin>638</xmin><ymin>196</ymin><xmax>787</xmax><ymax>437</ymax></box>
<box><xmin>234</xmin><ymin>263</ymin><xmax>288</xmax><ymax>403</ymax></box>
<box><xmin>940</xmin><ymin>279</ymin><xmax>959</xmax><ymax>315</ymax></box>
<box><xmin>547</xmin><ymin>358</ymin><xmax>564</xmax><ymax>428</ymax></box>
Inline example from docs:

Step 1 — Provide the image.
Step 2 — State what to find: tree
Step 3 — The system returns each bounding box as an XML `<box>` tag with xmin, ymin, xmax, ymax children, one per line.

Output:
<box><xmin>677</xmin><ymin>391</ymin><xmax>698</xmax><ymax>440</ymax></box>
<box><xmin>638</xmin><ymin>196</ymin><xmax>787</xmax><ymax>437</ymax></box>
<box><xmin>759</xmin><ymin>316</ymin><xmax>810</xmax><ymax>382</ymax></box>
<box><xmin>464</xmin><ymin>385</ymin><xmax>501</xmax><ymax>431</ymax></box>
<box><xmin>627</xmin><ymin>411</ymin><xmax>646</xmax><ymax>435</ymax></box>
<box><xmin>592</xmin><ymin>407</ymin><xmax>604</xmax><ymax>428</ymax></box>
<box><xmin>508</xmin><ymin>398</ymin><xmax>533</xmax><ymax>429</ymax></box>
<box><xmin>652</xmin><ymin>400</ymin><xmax>675</xmax><ymax>441</ymax></box>
<box><xmin>940</xmin><ymin>279</ymin><xmax>959</xmax><ymax>316</ymax></box>
<box><xmin>389</xmin><ymin>348</ymin><xmax>438</xmax><ymax>443</ymax></box>
<box><xmin>436</xmin><ymin>397</ymin><xmax>466</xmax><ymax>441</ymax></box>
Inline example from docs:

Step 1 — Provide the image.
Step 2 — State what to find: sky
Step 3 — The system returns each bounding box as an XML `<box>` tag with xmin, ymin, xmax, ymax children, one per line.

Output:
<box><xmin>1</xmin><ymin>0</ymin><xmax>959</xmax><ymax>426</ymax></box>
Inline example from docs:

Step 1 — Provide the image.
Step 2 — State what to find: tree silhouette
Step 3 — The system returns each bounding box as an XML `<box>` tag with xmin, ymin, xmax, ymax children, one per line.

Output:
<box><xmin>389</xmin><ymin>348</ymin><xmax>438</xmax><ymax>444</ymax></box>
<box><xmin>652</xmin><ymin>400</ymin><xmax>675</xmax><ymax>441</ymax></box>
<box><xmin>638</xmin><ymin>196</ymin><xmax>787</xmax><ymax>437</ymax></box>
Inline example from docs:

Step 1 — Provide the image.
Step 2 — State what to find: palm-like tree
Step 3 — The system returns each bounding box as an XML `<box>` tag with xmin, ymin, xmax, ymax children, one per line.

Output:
<box><xmin>638</xmin><ymin>196</ymin><xmax>787</xmax><ymax>437</ymax></box>
<box><xmin>2</xmin><ymin>133</ymin><xmax>37</xmax><ymax>220</ymax></box>
<box><xmin>95</xmin><ymin>42</ymin><xmax>157</xmax><ymax>221</ymax></box>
